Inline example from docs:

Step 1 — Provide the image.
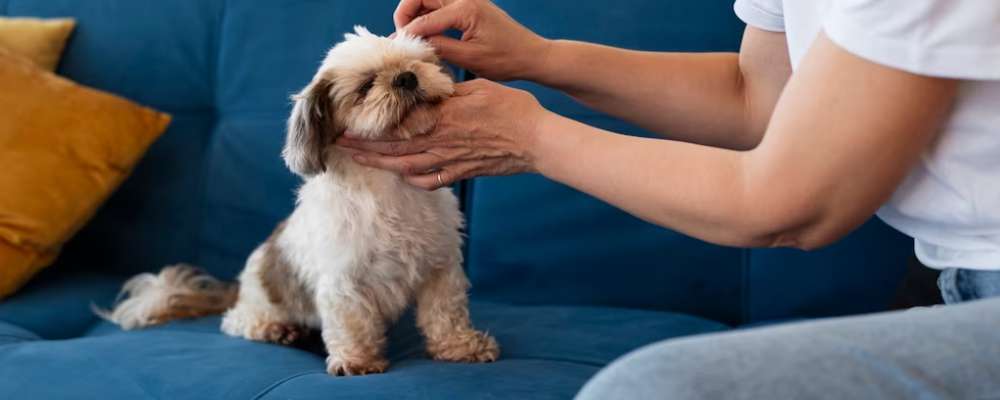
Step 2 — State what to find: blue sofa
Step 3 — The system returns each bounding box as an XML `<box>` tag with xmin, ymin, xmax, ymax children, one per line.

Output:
<box><xmin>0</xmin><ymin>1</ymin><xmax>914</xmax><ymax>398</ymax></box>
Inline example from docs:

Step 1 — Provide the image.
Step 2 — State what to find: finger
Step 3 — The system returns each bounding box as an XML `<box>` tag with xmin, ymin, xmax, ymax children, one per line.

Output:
<box><xmin>394</xmin><ymin>0</ymin><xmax>448</xmax><ymax>30</ymax></box>
<box><xmin>426</xmin><ymin>35</ymin><xmax>473</xmax><ymax>63</ymax></box>
<box><xmin>335</xmin><ymin>137</ymin><xmax>434</xmax><ymax>156</ymax></box>
<box><xmin>352</xmin><ymin>151</ymin><xmax>450</xmax><ymax>175</ymax></box>
<box><xmin>402</xmin><ymin>1</ymin><xmax>472</xmax><ymax>38</ymax></box>
<box><xmin>452</xmin><ymin>78</ymin><xmax>490</xmax><ymax>95</ymax></box>
<box><xmin>334</xmin><ymin>145</ymin><xmax>363</xmax><ymax>158</ymax></box>
<box><xmin>404</xmin><ymin>159</ymin><xmax>488</xmax><ymax>190</ymax></box>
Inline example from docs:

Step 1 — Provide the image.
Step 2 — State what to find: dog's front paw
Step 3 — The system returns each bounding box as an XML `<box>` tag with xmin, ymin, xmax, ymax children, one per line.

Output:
<box><xmin>427</xmin><ymin>330</ymin><xmax>500</xmax><ymax>363</ymax></box>
<box><xmin>326</xmin><ymin>355</ymin><xmax>389</xmax><ymax>376</ymax></box>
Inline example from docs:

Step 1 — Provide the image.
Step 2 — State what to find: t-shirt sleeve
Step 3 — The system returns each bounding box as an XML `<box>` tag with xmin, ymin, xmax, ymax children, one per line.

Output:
<box><xmin>733</xmin><ymin>0</ymin><xmax>785</xmax><ymax>32</ymax></box>
<box><xmin>825</xmin><ymin>0</ymin><xmax>1000</xmax><ymax>80</ymax></box>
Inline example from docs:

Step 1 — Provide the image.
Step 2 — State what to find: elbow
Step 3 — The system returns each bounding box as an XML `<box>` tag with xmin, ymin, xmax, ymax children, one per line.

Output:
<box><xmin>735</xmin><ymin>203</ymin><xmax>849</xmax><ymax>251</ymax></box>
<box><xmin>713</xmin><ymin>155</ymin><xmax>867</xmax><ymax>251</ymax></box>
<box><xmin>737</xmin><ymin>221</ymin><xmax>842</xmax><ymax>251</ymax></box>
<box><xmin>765</xmin><ymin>230</ymin><xmax>841</xmax><ymax>252</ymax></box>
<box><xmin>790</xmin><ymin>227</ymin><xmax>848</xmax><ymax>251</ymax></box>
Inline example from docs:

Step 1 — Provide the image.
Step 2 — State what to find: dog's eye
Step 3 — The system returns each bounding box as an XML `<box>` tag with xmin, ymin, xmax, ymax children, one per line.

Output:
<box><xmin>358</xmin><ymin>77</ymin><xmax>375</xmax><ymax>96</ymax></box>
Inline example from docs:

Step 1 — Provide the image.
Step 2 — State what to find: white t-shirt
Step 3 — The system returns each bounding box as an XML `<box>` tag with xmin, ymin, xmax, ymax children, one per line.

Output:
<box><xmin>734</xmin><ymin>0</ymin><xmax>1000</xmax><ymax>270</ymax></box>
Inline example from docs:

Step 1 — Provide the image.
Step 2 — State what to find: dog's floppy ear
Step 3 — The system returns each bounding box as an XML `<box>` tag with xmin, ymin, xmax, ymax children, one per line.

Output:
<box><xmin>284</xmin><ymin>78</ymin><xmax>336</xmax><ymax>177</ymax></box>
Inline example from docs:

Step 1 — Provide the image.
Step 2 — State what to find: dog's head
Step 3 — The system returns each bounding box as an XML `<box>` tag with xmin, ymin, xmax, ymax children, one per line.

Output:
<box><xmin>283</xmin><ymin>26</ymin><xmax>454</xmax><ymax>177</ymax></box>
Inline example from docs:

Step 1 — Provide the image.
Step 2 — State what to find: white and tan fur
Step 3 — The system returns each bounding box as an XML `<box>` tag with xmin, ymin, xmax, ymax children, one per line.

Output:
<box><xmin>97</xmin><ymin>27</ymin><xmax>499</xmax><ymax>376</ymax></box>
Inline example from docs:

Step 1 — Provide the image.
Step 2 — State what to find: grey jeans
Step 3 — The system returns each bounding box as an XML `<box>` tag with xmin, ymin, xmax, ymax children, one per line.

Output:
<box><xmin>577</xmin><ymin>269</ymin><xmax>1000</xmax><ymax>400</ymax></box>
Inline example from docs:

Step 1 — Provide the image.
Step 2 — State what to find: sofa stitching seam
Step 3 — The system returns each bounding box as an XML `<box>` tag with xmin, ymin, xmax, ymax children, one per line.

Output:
<box><xmin>213</xmin><ymin>0</ymin><xmax>225</xmax><ymax>108</ymax></box>
<box><xmin>0</xmin><ymin>333</ymin><xmax>34</xmax><ymax>339</ymax></box>
<box><xmin>458</xmin><ymin>67</ymin><xmax>475</xmax><ymax>274</ymax></box>
<box><xmin>193</xmin><ymin>0</ymin><xmax>228</xmax><ymax>270</ymax></box>
<box><xmin>502</xmin><ymin>356</ymin><xmax>606</xmax><ymax>368</ymax></box>
<box><xmin>250</xmin><ymin>370</ymin><xmax>324</xmax><ymax>400</ymax></box>
<box><xmin>0</xmin><ymin>334</ymin><xmax>39</xmax><ymax>344</ymax></box>
<box><xmin>740</xmin><ymin>248</ymin><xmax>751</xmax><ymax>324</ymax></box>
<box><xmin>249</xmin><ymin>357</ymin><xmax>606</xmax><ymax>399</ymax></box>
<box><xmin>0</xmin><ymin>317</ymin><xmax>42</xmax><ymax>339</ymax></box>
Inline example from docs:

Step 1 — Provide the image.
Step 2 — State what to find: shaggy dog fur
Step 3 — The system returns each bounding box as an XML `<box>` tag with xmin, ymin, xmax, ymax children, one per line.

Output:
<box><xmin>97</xmin><ymin>27</ymin><xmax>499</xmax><ymax>376</ymax></box>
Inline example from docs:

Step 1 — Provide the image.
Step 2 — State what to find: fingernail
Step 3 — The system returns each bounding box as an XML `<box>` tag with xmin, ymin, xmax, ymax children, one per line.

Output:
<box><xmin>353</xmin><ymin>154</ymin><xmax>366</xmax><ymax>163</ymax></box>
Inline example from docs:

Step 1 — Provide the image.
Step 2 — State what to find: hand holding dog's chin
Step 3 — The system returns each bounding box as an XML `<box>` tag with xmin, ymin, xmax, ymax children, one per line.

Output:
<box><xmin>337</xmin><ymin>79</ymin><xmax>547</xmax><ymax>190</ymax></box>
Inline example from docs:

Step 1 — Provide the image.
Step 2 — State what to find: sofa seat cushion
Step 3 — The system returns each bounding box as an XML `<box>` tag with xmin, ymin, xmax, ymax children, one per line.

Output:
<box><xmin>0</xmin><ymin>267</ymin><xmax>122</xmax><ymax>339</ymax></box>
<box><xmin>0</xmin><ymin>320</ymin><xmax>38</xmax><ymax>346</ymax></box>
<box><xmin>0</xmin><ymin>302</ymin><xmax>727</xmax><ymax>399</ymax></box>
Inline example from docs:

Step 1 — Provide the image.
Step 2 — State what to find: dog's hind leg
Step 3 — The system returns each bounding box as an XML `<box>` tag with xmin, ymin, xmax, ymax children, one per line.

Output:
<box><xmin>221</xmin><ymin>241</ymin><xmax>314</xmax><ymax>346</ymax></box>
<box><xmin>415</xmin><ymin>262</ymin><xmax>500</xmax><ymax>363</ymax></box>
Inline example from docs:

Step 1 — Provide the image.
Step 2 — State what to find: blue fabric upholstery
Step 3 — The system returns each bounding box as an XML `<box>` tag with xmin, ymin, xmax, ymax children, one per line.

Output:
<box><xmin>745</xmin><ymin>220</ymin><xmax>912</xmax><ymax>321</ymax></box>
<box><xmin>464</xmin><ymin>0</ymin><xmax>913</xmax><ymax>325</ymax></box>
<box><xmin>0</xmin><ymin>265</ymin><xmax>121</xmax><ymax>339</ymax></box>
<box><xmin>0</xmin><ymin>321</ymin><xmax>38</xmax><ymax>346</ymax></box>
<box><xmin>464</xmin><ymin>1</ymin><xmax>748</xmax><ymax>323</ymax></box>
<box><xmin>3</xmin><ymin>0</ymin><xmax>400</xmax><ymax>279</ymax></box>
<box><xmin>0</xmin><ymin>0</ymin><xmax>913</xmax><ymax>398</ymax></box>
<box><xmin>1</xmin><ymin>303</ymin><xmax>726</xmax><ymax>399</ymax></box>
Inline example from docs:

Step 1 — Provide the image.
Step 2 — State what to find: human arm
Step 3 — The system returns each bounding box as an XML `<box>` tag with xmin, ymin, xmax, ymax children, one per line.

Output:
<box><xmin>394</xmin><ymin>0</ymin><xmax>791</xmax><ymax>150</ymax></box>
<box><xmin>527</xmin><ymin>29</ymin><xmax>790</xmax><ymax>150</ymax></box>
<box><xmin>339</xmin><ymin>33</ymin><xmax>957</xmax><ymax>249</ymax></box>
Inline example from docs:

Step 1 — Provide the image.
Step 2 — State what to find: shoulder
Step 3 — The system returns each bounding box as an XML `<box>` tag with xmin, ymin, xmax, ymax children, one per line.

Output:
<box><xmin>823</xmin><ymin>0</ymin><xmax>1000</xmax><ymax>80</ymax></box>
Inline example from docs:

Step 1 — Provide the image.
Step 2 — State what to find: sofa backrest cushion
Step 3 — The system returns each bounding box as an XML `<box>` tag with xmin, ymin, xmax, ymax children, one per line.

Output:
<box><xmin>2</xmin><ymin>0</ymin><xmax>913</xmax><ymax>324</ymax></box>
<box><xmin>2</xmin><ymin>0</ymin><xmax>399</xmax><ymax>279</ymax></box>
<box><xmin>463</xmin><ymin>0</ymin><xmax>912</xmax><ymax>324</ymax></box>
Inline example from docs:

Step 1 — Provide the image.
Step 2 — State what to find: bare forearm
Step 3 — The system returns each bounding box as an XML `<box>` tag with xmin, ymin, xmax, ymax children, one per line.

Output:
<box><xmin>531</xmin><ymin>111</ymin><xmax>777</xmax><ymax>247</ymax></box>
<box><xmin>528</xmin><ymin>35</ymin><xmax>956</xmax><ymax>251</ymax></box>
<box><xmin>530</xmin><ymin>40</ymin><xmax>757</xmax><ymax>149</ymax></box>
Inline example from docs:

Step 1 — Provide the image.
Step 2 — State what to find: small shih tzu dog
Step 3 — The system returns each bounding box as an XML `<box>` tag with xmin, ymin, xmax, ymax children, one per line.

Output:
<box><xmin>97</xmin><ymin>27</ymin><xmax>499</xmax><ymax>376</ymax></box>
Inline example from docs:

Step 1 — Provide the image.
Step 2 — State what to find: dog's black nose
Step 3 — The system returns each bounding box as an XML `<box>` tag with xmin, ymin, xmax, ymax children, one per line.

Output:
<box><xmin>393</xmin><ymin>71</ymin><xmax>419</xmax><ymax>91</ymax></box>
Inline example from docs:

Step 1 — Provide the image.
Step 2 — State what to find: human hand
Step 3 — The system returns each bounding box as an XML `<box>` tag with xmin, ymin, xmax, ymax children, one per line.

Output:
<box><xmin>393</xmin><ymin>0</ymin><xmax>551</xmax><ymax>81</ymax></box>
<box><xmin>337</xmin><ymin>79</ymin><xmax>550</xmax><ymax>190</ymax></box>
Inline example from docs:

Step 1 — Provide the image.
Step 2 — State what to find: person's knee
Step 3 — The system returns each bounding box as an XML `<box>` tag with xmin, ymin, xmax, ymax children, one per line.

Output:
<box><xmin>576</xmin><ymin>328</ymin><xmax>808</xmax><ymax>400</ymax></box>
<box><xmin>575</xmin><ymin>340</ymin><xmax>722</xmax><ymax>400</ymax></box>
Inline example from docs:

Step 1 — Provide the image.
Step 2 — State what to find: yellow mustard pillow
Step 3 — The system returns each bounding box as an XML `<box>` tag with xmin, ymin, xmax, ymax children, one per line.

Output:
<box><xmin>0</xmin><ymin>16</ymin><xmax>75</xmax><ymax>71</ymax></box>
<box><xmin>0</xmin><ymin>48</ymin><xmax>171</xmax><ymax>298</ymax></box>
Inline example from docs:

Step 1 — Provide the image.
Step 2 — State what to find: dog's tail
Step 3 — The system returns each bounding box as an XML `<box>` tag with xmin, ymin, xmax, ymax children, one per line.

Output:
<box><xmin>93</xmin><ymin>264</ymin><xmax>238</xmax><ymax>330</ymax></box>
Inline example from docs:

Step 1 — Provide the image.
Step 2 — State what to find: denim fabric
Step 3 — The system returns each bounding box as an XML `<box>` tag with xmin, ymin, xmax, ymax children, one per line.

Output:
<box><xmin>577</xmin><ymin>297</ymin><xmax>1000</xmax><ymax>400</ymax></box>
<box><xmin>0</xmin><ymin>0</ymin><xmax>922</xmax><ymax>398</ymax></box>
<box><xmin>938</xmin><ymin>268</ymin><xmax>1000</xmax><ymax>304</ymax></box>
